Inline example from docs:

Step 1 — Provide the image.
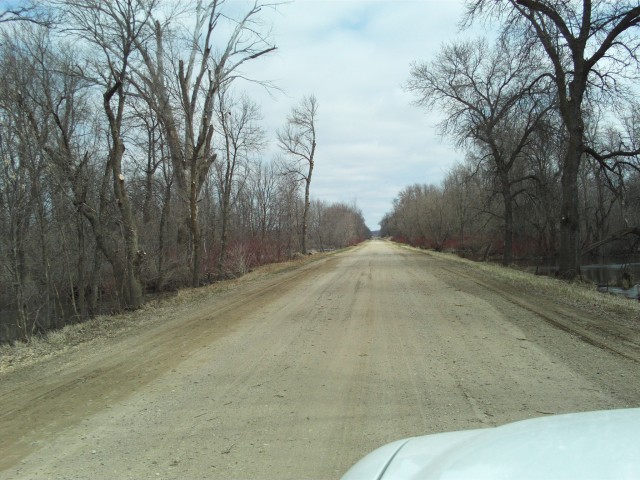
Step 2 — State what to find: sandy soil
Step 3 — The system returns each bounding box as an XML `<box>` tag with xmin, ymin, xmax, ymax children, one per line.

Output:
<box><xmin>1</xmin><ymin>240</ymin><xmax>639</xmax><ymax>479</ymax></box>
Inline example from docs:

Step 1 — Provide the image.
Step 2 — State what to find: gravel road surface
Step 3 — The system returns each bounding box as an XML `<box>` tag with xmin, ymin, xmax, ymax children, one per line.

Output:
<box><xmin>1</xmin><ymin>240</ymin><xmax>639</xmax><ymax>479</ymax></box>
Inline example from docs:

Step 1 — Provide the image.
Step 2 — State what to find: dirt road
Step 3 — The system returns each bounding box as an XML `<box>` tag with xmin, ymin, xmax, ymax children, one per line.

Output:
<box><xmin>1</xmin><ymin>240</ymin><xmax>639</xmax><ymax>479</ymax></box>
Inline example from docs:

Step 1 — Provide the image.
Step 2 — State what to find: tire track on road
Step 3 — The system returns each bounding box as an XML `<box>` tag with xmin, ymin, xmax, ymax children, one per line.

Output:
<box><xmin>0</xmin><ymin>253</ymin><xmax>341</xmax><ymax>471</ymax></box>
<box><xmin>439</xmin><ymin>265</ymin><xmax>640</xmax><ymax>364</ymax></box>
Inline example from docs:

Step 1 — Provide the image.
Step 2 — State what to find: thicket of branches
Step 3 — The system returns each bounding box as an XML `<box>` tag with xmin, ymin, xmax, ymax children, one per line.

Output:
<box><xmin>384</xmin><ymin>1</ymin><xmax>640</xmax><ymax>273</ymax></box>
<box><xmin>0</xmin><ymin>1</ymin><xmax>369</xmax><ymax>343</ymax></box>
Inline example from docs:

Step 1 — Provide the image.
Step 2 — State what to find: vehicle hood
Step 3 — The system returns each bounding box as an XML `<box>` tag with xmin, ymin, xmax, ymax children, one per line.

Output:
<box><xmin>341</xmin><ymin>408</ymin><xmax>640</xmax><ymax>480</ymax></box>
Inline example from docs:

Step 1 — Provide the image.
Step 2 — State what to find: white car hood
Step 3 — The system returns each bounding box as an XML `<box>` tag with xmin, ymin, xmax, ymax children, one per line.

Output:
<box><xmin>341</xmin><ymin>408</ymin><xmax>640</xmax><ymax>480</ymax></box>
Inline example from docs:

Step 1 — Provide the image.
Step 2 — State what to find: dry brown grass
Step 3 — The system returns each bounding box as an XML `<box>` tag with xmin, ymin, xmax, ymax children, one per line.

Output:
<box><xmin>415</xmin><ymin>246</ymin><xmax>640</xmax><ymax>320</ymax></box>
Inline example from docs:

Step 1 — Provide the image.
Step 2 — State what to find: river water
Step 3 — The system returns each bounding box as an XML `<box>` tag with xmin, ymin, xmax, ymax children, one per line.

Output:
<box><xmin>529</xmin><ymin>254</ymin><xmax>640</xmax><ymax>300</ymax></box>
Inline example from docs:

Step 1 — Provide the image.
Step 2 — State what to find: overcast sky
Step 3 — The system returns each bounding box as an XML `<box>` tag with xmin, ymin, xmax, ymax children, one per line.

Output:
<box><xmin>239</xmin><ymin>0</ymin><xmax>475</xmax><ymax>230</ymax></box>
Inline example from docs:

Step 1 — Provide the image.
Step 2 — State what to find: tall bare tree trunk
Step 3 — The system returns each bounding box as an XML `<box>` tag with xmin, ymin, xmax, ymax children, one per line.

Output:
<box><xmin>189</xmin><ymin>178</ymin><xmax>202</xmax><ymax>287</ymax></box>
<box><xmin>558</xmin><ymin>129</ymin><xmax>582</xmax><ymax>278</ymax></box>
<box><xmin>499</xmin><ymin>170</ymin><xmax>514</xmax><ymax>266</ymax></box>
<box><xmin>104</xmin><ymin>83</ymin><xmax>144</xmax><ymax>309</ymax></box>
<box><xmin>302</xmin><ymin>171</ymin><xmax>312</xmax><ymax>254</ymax></box>
<box><xmin>556</xmin><ymin>68</ymin><xmax>586</xmax><ymax>278</ymax></box>
<box><xmin>10</xmin><ymin>221</ymin><xmax>29</xmax><ymax>341</ymax></box>
<box><xmin>76</xmin><ymin>216</ymin><xmax>86</xmax><ymax>318</ymax></box>
<box><xmin>218</xmin><ymin>190</ymin><xmax>231</xmax><ymax>273</ymax></box>
<box><xmin>277</xmin><ymin>95</ymin><xmax>318</xmax><ymax>255</ymax></box>
<box><xmin>156</xmin><ymin>171</ymin><xmax>172</xmax><ymax>291</ymax></box>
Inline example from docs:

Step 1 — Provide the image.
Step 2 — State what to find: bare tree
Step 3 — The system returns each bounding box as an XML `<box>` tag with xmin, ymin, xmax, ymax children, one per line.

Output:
<box><xmin>407</xmin><ymin>37</ymin><xmax>554</xmax><ymax>264</ymax></box>
<box><xmin>465</xmin><ymin>0</ymin><xmax>640</xmax><ymax>278</ymax></box>
<box><xmin>0</xmin><ymin>1</ymin><xmax>294</xmax><ymax>343</ymax></box>
<box><xmin>54</xmin><ymin>0</ymin><xmax>159</xmax><ymax>309</ymax></box>
<box><xmin>380</xmin><ymin>184</ymin><xmax>454</xmax><ymax>250</ymax></box>
<box><xmin>521</xmin><ymin>114</ymin><xmax>563</xmax><ymax>256</ymax></box>
<box><xmin>277</xmin><ymin>95</ymin><xmax>318</xmax><ymax>254</ymax></box>
<box><xmin>443</xmin><ymin>163</ymin><xmax>479</xmax><ymax>250</ymax></box>
<box><xmin>125</xmin><ymin>95</ymin><xmax>176</xmax><ymax>290</ymax></box>
<box><xmin>309</xmin><ymin>200</ymin><xmax>370</xmax><ymax>250</ymax></box>
<box><xmin>250</xmin><ymin>160</ymin><xmax>279</xmax><ymax>245</ymax></box>
<box><xmin>0</xmin><ymin>1</ymin><xmax>53</xmax><ymax>26</ymax></box>
<box><xmin>0</xmin><ymin>113</ymin><xmax>33</xmax><ymax>339</ymax></box>
<box><xmin>132</xmin><ymin>0</ymin><xmax>276</xmax><ymax>286</ymax></box>
<box><xmin>0</xmin><ymin>25</ymin><xmax>99</xmax><ymax>336</ymax></box>
<box><xmin>30</xmin><ymin>40</ymin><xmax>112</xmax><ymax>317</ymax></box>
<box><xmin>215</xmin><ymin>91</ymin><xmax>264</xmax><ymax>274</ymax></box>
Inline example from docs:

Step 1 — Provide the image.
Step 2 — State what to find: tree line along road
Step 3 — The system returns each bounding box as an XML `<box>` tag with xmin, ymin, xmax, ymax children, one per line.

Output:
<box><xmin>1</xmin><ymin>240</ymin><xmax>639</xmax><ymax>479</ymax></box>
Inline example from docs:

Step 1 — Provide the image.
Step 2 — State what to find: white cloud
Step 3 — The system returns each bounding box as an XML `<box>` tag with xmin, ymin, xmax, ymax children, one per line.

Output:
<box><xmin>237</xmin><ymin>0</ymin><xmax>472</xmax><ymax>229</ymax></box>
